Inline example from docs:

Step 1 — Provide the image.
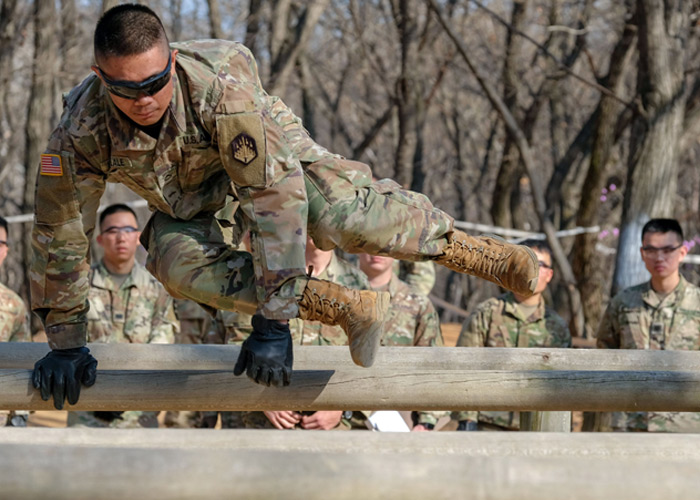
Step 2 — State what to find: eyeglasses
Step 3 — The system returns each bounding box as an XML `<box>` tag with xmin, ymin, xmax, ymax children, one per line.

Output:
<box><xmin>538</xmin><ymin>261</ymin><xmax>552</xmax><ymax>270</ymax></box>
<box><xmin>96</xmin><ymin>53</ymin><xmax>172</xmax><ymax>100</ymax></box>
<box><xmin>641</xmin><ymin>244</ymin><xmax>682</xmax><ymax>258</ymax></box>
<box><xmin>102</xmin><ymin>226</ymin><xmax>139</xmax><ymax>236</ymax></box>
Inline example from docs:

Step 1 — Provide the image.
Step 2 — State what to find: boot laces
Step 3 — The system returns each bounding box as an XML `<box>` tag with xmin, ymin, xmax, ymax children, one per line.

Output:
<box><xmin>452</xmin><ymin>240</ymin><xmax>509</xmax><ymax>283</ymax></box>
<box><xmin>303</xmin><ymin>288</ymin><xmax>350</xmax><ymax>325</ymax></box>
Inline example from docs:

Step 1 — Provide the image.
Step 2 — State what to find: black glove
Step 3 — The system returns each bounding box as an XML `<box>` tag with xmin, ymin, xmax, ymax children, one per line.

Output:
<box><xmin>233</xmin><ymin>315</ymin><xmax>293</xmax><ymax>387</ymax></box>
<box><xmin>32</xmin><ymin>347</ymin><xmax>98</xmax><ymax>410</ymax></box>
<box><xmin>457</xmin><ymin>420</ymin><xmax>479</xmax><ymax>431</ymax></box>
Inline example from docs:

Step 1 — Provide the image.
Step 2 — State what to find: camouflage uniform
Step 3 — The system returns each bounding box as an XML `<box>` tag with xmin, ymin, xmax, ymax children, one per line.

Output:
<box><xmin>32</xmin><ymin>40</ymin><xmax>455</xmax><ymax>351</ymax></box>
<box><xmin>67</xmin><ymin>260</ymin><xmax>177</xmax><ymax>428</ymax></box>
<box><xmin>0</xmin><ymin>281</ymin><xmax>30</xmax><ymax>342</ymax></box>
<box><xmin>455</xmin><ymin>292</ymin><xmax>571</xmax><ymax>430</ymax></box>
<box><xmin>378</xmin><ymin>274</ymin><xmax>445</xmax><ymax>428</ymax></box>
<box><xmin>241</xmin><ymin>253</ymin><xmax>368</xmax><ymax>429</ymax></box>
<box><xmin>395</xmin><ymin>260</ymin><xmax>436</xmax><ymax>296</ymax></box>
<box><xmin>0</xmin><ymin>282</ymin><xmax>31</xmax><ymax>426</ymax></box>
<box><xmin>595</xmin><ymin>276</ymin><xmax>700</xmax><ymax>432</ymax></box>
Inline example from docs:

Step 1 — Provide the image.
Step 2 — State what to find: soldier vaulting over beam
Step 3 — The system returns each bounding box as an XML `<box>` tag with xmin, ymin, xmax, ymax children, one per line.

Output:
<box><xmin>30</xmin><ymin>4</ymin><xmax>538</xmax><ymax>409</ymax></box>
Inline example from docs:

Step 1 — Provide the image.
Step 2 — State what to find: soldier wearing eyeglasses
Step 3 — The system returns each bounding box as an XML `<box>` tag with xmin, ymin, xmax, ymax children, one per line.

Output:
<box><xmin>594</xmin><ymin>218</ymin><xmax>700</xmax><ymax>432</ymax></box>
<box><xmin>454</xmin><ymin>239</ymin><xmax>571</xmax><ymax>431</ymax></box>
<box><xmin>67</xmin><ymin>204</ymin><xmax>178</xmax><ymax>429</ymax></box>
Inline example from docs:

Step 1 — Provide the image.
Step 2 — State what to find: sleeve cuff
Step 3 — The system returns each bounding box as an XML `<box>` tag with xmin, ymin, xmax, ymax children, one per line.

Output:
<box><xmin>46</xmin><ymin>323</ymin><xmax>88</xmax><ymax>350</ymax></box>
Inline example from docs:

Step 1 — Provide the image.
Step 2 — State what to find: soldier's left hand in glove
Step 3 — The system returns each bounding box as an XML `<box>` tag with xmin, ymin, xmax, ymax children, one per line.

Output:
<box><xmin>233</xmin><ymin>315</ymin><xmax>293</xmax><ymax>387</ymax></box>
<box><xmin>32</xmin><ymin>347</ymin><xmax>98</xmax><ymax>410</ymax></box>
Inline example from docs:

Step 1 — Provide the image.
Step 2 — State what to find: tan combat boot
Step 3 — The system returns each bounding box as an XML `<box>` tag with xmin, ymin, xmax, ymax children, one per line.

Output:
<box><xmin>436</xmin><ymin>231</ymin><xmax>539</xmax><ymax>296</ymax></box>
<box><xmin>297</xmin><ymin>278</ymin><xmax>390</xmax><ymax>367</ymax></box>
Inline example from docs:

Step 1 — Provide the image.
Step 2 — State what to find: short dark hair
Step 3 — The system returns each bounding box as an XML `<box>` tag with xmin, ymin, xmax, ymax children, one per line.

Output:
<box><xmin>641</xmin><ymin>218</ymin><xmax>683</xmax><ymax>243</ymax></box>
<box><xmin>99</xmin><ymin>204</ymin><xmax>138</xmax><ymax>230</ymax></box>
<box><xmin>0</xmin><ymin>216</ymin><xmax>7</xmax><ymax>235</ymax></box>
<box><xmin>94</xmin><ymin>4</ymin><xmax>169</xmax><ymax>62</ymax></box>
<box><xmin>520</xmin><ymin>238</ymin><xmax>552</xmax><ymax>261</ymax></box>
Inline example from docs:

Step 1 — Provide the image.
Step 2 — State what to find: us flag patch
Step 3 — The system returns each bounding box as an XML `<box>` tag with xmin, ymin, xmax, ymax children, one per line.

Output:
<box><xmin>40</xmin><ymin>154</ymin><xmax>62</xmax><ymax>176</ymax></box>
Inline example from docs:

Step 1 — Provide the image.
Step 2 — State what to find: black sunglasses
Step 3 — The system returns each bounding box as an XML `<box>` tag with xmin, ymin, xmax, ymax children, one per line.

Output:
<box><xmin>97</xmin><ymin>53</ymin><xmax>172</xmax><ymax>100</ymax></box>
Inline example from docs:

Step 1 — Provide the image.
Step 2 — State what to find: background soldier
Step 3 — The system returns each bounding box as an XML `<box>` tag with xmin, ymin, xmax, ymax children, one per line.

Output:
<box><xmin>67</xmin><ymin>204</ymin><xmax>178</xmax><ymax>428</ymax></box>
<box><xmin>358</xmin><ymin>252</ymin><xmax>446</xmax><ymax>431</ymax></box>
<box><xmin>454</xmin><ymin>239</ymin><xmax>571</xmax><ymax>431</ymax></box>
<box><xmin>593</xmin><ymin>218</ymin><xmax>700</xmax><ymax>432</ymax></box>
<box><xmin>0</xmin><ymin>215</ymin><xmax>31</xmax><ymax>427</ymax></box>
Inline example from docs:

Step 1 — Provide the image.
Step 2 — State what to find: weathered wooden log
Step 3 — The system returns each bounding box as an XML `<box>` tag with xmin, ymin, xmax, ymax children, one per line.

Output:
<box><xmin>1</xmin><ymin>431</ymin><xmax>699</xmax><ymax>500</ymax></box>
<box><xmin>3</xmin><ymin>367</ymin><xmax>700</xmax><ymax>411</ymax></box>
<box><xmin>4</xmin><ymin>343</ymin><xmax>700</xmax><ymax>371</ymax></box>
<box><xmin>3</xmin><ymin>428</ymin><xmax>700</xmax><ymax>458</ymax></box>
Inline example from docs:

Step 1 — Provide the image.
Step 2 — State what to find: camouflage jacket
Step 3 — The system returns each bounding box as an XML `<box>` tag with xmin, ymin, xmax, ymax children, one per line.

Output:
<box><xmin>379</xmin><ymin>274</ymin><xmax>442</xmax><ymax>347</ymax></box>
<box><xmin>32</xmin><ymin>40</ymin><xmax>336</xmax><ymax>350</ymax></box>
<box><xmin>456</xmin><ymin>292</ymin><xmax>571</xmax><ymax>429</ymax></box>
<box><xmin>86</xmin><ymin>260</ymin><xmax>177</xmax><ymax>344</ymax></box>
<box><xmin>596</xmin><ymin>276</ymin><xmax>700</xmax><ymax>432</ymax></box>
<box><xmin>395</xmin><ymin>260</ymin><xmax>436</xmax><ymax>296</ymax></box>
<box><xmin>377</xmin><ymin>274</ymin><xmax>444</xmax><ymax>426</ymax></box>
<box><xmin>0</xmin><ymin>281</ymin><xmax>30</xmax><ymax>342</ymax></box>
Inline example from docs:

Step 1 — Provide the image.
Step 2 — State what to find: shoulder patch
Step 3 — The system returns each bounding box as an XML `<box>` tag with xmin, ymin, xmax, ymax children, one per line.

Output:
<box><xmin>40</xmin><ymin>154</ymin><xmax>63</xmax><ymax>176</ymax></box>
<box><xmin>231</xmin><ymin>133</ymin><xmax>257</xmax><ymax>165</ymax></box>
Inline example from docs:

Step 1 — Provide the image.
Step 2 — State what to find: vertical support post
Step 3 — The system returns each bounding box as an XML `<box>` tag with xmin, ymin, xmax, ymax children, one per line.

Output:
<box><xmin>520</xmin><ymin>411</ymin><xmax>571</xmax><ymax>432</ymax></box>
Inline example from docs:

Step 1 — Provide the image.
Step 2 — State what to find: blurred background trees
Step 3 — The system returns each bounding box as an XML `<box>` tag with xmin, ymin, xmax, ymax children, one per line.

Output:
<box><xmin>1</xmin><ymin>0</ymin><xmax>699</xmax><ymax>337</ymax></box>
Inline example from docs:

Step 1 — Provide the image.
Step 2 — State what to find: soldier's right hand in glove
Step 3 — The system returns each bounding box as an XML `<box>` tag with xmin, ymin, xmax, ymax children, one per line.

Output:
<box><xmin>32</xmin><ymin>347</ymin><xmax>98</xmax><ymax>410</ymax></box>
<box><xmin>233</xmin><ymin>315</ymin><xmax>293</xmax><ymax>387</ymax></box>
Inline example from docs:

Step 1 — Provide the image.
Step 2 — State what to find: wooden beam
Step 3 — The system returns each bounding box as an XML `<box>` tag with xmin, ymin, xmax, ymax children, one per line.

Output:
<box><xmin>1</xmin><ymin>430</ymin><xmax>699</xmax><ymax>500</ymax></box>
<box><xmin>4</xmin><ymin>367</ymin><xmax>700</xmax><ymax>412</ymax></box>
<box><xmin>5</xmin><ymin>343</ymin><xmax>700</xmax><ymax>371</ymax></box>
<box><xmin>3</xmin><ymin>428</ymin><xmax>700</xmax><ymax>458</ymax></box>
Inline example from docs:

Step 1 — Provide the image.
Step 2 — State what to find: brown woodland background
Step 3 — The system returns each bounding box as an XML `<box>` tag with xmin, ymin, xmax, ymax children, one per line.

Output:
<box><xmin>1</xmin><ymin>0</ymin><xmax>699</xmax><ymax>338</ymax></box>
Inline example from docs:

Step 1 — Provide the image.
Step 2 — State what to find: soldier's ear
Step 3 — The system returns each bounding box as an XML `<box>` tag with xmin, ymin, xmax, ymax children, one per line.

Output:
<box><xmin>91</xmin><ymin>66</ymin><xmax>104</xmax><ymax>83</ymax></box>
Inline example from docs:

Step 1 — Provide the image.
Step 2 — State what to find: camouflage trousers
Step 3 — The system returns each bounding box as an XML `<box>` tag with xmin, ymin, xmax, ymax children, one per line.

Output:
<box><xmin>67</xmin><ymin>411</ymin><xmax>160</xmax><ymax>429</ymax></box>
<box><xmin>144</xmin><ymin>157</ymin><xmax>454</xmax><ymax>319</ymax></box>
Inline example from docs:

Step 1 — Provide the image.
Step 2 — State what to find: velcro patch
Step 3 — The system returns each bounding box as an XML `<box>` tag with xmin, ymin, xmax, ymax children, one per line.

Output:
<box><xmin>40</xmin><ymin>154</ymin><xmax>63</xmax><ymax>176</ymax></box>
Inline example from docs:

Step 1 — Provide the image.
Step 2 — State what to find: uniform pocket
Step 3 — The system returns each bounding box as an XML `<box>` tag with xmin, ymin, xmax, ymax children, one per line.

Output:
<box><xmin>216</xmin><ymin>113</ymin><xmax>267</xmax><ymax>188</ymax></box>
<box><xmin>36</xmin><ymin>152</ymin><xmax>80</xmax><ymax>225</ymax></box>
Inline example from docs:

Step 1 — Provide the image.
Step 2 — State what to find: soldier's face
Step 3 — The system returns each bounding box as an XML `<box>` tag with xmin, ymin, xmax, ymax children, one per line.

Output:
<box><xmin>641</xmin><ymin>231</ymin><xmax>687</xmax><ymax>280</ymax></box>
<box><xmin>92</xmin><ymin>46</ymin><xmax>177</xmax><ymax>127</ymax></box>
<box><xmin>358</xmin><ymin>253</ymin><xmax>394</xmax><ymax>278</ymax></box>
<box><xmin>97</xmin><ymin>211</ymin><xmax>141</xmax><ymax>266</ymax></box>
<box><xmin>0</xmin><ymin>226</ymin><xmax>7</xmax><ymax>268</ymax></box>
<box><xmin>532</xmin><ymin>249</ymin><xmax>553</xmax><ymax>295</ymax></box>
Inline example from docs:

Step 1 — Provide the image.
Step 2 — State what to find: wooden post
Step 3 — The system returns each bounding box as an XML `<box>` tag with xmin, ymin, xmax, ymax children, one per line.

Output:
<box><xmin>520</xmin><ymin>412</ymin><xmax>572</xmax><ymax>432</ymax></box>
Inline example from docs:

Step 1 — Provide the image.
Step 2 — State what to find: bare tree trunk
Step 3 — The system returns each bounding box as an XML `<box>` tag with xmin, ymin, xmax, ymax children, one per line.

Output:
<box><xmin>23</xmin><ymin>0</ymin><xmax>57</xmax><ymax>327</ymax></box>
<box><xmin>0</xmin><ymin>0</ymin><xmax>21</xmax><ymax>171</ymax></box>
<box><xmin>59</xmin><ymin>0</ymin><xmax>82</xmax><ymax>91</ymax></box>
<box><xmin>392</xmin><ymin>0</ymin><xmax>420</xmax><ymax>189</ymax></box>
<box><xmin>612</xmin><ymin>0</ymin><xmax>690</xmax><ymax>294</ymax></box>
<box><xmin>170</xmin><ymin>0</ymin><xmax>182</xmax><ymax>42</ymax></box>
<box><xmin>207</xmin><ymin>0</ymin><xmax>223</xmax><ymax>39</ymax></box>
<box><xmin>572</xmin><ymin>14</ymin><xmax>637</xmax><ymax>337</ymax></box>
<box><xmin>245</xmin><ymin>0</ymin><xmax>264</xmax><ymax>56</ymax></box>
<box><xmin>297</xmin><ymin>54</ymin><xmax>316</xmax><ymax>137</ymax></box>
<box><xmin>490</xmin><ymin>0</ymin><xmax>527</xmax><ymax>228</ymax></box>
<box><xmin>267</xmin><ymin>0</ymin><xmax>330</xmax><ymax>96</ymax></box>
